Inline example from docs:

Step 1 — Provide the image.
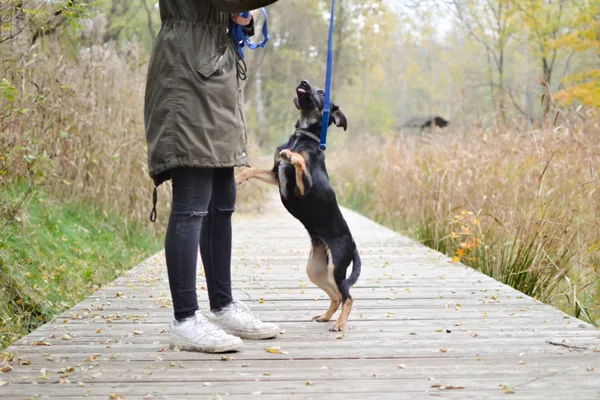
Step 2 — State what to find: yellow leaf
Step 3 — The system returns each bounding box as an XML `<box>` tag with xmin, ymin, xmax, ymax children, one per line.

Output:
<box><xmin>502</xmin><ymin>385</ymin><xmax>516</xmax><ymax>394</ymax></box>
<box><xmin>266</xmin><ymin>347</ymin><xmax>288</xmax><ymax>355</ymax></box>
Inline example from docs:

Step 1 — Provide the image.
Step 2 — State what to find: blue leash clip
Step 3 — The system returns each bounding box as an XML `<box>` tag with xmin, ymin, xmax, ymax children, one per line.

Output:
<box><xmin>320</xmin><ymin>0</ymin><xmax>336</xmax><ymax>151</ymax></box>
<box><xmin>231</xmin><ymin>8</ymin><xmax>270</xmax><ymax>59</ymax></box>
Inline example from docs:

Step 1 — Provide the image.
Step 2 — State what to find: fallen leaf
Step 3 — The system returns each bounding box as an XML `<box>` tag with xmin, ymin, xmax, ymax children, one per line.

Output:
<box><xmin>586</xmin><ymin>366</ymin><xmax>596</xmax><ymax>372</ymax></box>
<box><xmin>84</xmin><ymin>354</ymin><xmax>101</xmax><ymax>363</ymax></box>
<box><xmin>266</xmin><ymin>347</ymin><xmax>288</xmax><ymax>355</ymax></box>
<box><xmin>96</xmin><ymin>329</ymin><xmax>102</xmax><ymax>334</ymax></box>
<box><xmin>0</xmin><ymin>364</ymin><xmax>13</xmax><ymax>373</ymax></box>
<box><xmin>0</xmin><ymin>380</ymin><xmax>8</xmax><ymax>387</ymax></box>
<box><xmin>39</xmin><ymin>373</ymin><xmax>50</xmax><ymax>380</ymax></box>
<box><xmin>336</xmin><ymin>334</ymin><xmax>344</xmax><ymax>340</ymax></box>
<box><xmin>221</xmin><ymin>356</ymin><xmax>233</xmax><ymax>361</ymax></box>
<box><xmin>157</xmin><ymin>346</ymin><xmax>169</xmax><ymax>353</ymax></box>
<box><xmin>34</xmin><ymin>340</ymin><xmax>52</xmax><ymax>346</ymax></box>
<box><xmin>501</xmin><ymin>385</ymin><xmax>516</xmax><ymax>394</ymax></box>
<box><xmin>61</xmin><ymin>334</ymin><xmax>71</xmax><ymax>341</ymax></box>
<box><xmin>132</xmin><ymin>329</ymin><xmax>144</xmax><ymax>335</ymax></box>
<box><xmin>259</xmin><ymin>298</ymin><xmax>265</xmax><ymax>304</ymax></box>
<box><xmin>263</xmin><ymin>372</ymin><xmax>271</xmax><ymax>376</ymax></box>
<box><xmin>432</xmin><ymin>384</ymin><xmax>465</xmax><ymax>390</ymax></box>
<box><xmin>440</xmin><ymin>347</ymin><xmax>448</xmax><ymax>353</ymax></box>
<box><xmin>397</xmin><ymin>364</ymin><xmax>406</xmax><ymax>369</ymax></box>
<box><xmin>518</xmin><ymin>360</ymin><xmax>527</xmax><ymax>365</ymax></box>
<box><xmin>109</xmin><ymin>395</ymin><xmax>126</xmax><ymax>400</ymax></box>
<box><xmin>305</xmin><ymin>381</ymin><xmax>313</xmax><ymax>385</ymax></box>
<box><xmin>91</xmin><ymin>372</ymin><xmax>102</xmax><ymax>379</ymax></box>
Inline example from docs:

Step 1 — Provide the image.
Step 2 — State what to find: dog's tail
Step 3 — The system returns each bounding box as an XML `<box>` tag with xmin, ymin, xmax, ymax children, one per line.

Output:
<box><xmin>346</xmin><ymin>247</ymin><xmax>362</xmax><ymax>288</ymax></box>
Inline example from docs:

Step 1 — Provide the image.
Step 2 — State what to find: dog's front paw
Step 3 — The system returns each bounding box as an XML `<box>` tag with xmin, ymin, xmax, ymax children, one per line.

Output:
<box><xmin>312</xmin><ymin>315</ymin><xmax>330</xmax><ymax>323</ymax></box>
<box><xmin>330</xmin><ymin>320</ymin><xmax>346</xmax><ymax>332</ymax></box>
<box><xmin>279</xmin><ymin>149</ymin><xmax>293</xmax><ymax>163</ymax></box>
<box><xmin>235</xmin><ymin>170</ymin><xmax>249</xmax><ymax>186</ymax></box>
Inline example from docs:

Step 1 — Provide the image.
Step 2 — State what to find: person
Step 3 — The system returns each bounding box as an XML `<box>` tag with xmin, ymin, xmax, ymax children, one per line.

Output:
<box><xmin>144</xmin><ymin>0</ymin><xmax>282</xmax><ymax>353</ymax></box>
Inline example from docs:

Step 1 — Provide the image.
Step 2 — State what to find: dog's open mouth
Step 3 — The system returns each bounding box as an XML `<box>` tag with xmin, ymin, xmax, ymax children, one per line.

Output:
<box><xmin>297</xmin><ymin>80</ymin><xmax>311</xmax><ymax>95</ymax></box>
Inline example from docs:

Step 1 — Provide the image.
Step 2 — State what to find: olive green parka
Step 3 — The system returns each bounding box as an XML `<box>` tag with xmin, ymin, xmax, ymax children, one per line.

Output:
<box><xmin>144</xmin><ymin>0</ymin><xmax>279</xmax><ymax>186</ymax></box>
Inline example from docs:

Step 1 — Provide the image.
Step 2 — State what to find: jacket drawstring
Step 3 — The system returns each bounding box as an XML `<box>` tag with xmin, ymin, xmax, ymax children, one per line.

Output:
<box><xmin>149</xmin><ymin>186</ymin><xmax>158</xmax><ymax>222</ymax></box>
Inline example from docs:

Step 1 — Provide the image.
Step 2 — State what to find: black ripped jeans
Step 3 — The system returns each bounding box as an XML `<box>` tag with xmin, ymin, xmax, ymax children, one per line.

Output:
<box><xmin>165</xmin><ymin>167</ymin><xmax>236</xmax><ymax>321</ymax></box>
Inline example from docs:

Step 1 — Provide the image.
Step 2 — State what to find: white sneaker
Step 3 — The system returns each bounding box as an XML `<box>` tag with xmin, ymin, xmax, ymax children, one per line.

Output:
<box><xmin>203</xmin><ymin>300</ymin><xmax>280</xmax><ymax>340</ymax></box>
<box><xmin>169</xmin><ymin>312</ymin><xmax>243</xmax><ymax>353</ymax></box>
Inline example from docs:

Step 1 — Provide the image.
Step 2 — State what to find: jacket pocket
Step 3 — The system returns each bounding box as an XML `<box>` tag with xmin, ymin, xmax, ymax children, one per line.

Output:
<box><xmin>196</xmin><ymin>46</ymin><xmax>228</xmax><ymax>78</ymax></box>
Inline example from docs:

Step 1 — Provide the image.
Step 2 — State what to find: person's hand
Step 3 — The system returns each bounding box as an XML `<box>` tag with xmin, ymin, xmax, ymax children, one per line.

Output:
<box><xmin>232</xmin><ymin>12</ymin><xmax>253</xmax><ymax>26</ymax></box>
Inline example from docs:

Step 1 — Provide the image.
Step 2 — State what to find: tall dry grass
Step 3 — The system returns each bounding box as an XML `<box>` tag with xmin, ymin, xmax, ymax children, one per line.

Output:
<box><xmin>0</xmin><ymin>40</ymin><xmax>265</xmax><ymax>230</ymax></box>
<box><xmin>329</xmin><ymin>118</ymin><xmax>600</xmax><ymax>324</ymax></box>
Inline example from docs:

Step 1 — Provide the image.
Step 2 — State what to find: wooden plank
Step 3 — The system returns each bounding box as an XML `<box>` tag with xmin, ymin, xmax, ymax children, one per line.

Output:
<box><xmin>1</xmin><ymin>192</ymin><xmax>599</xmax><ymax>399</ymax></box>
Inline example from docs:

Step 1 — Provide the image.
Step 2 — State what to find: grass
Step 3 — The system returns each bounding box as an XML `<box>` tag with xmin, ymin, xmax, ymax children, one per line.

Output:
<box><xmin>329</xmin><ymin>119</ymin><xmax>600</xmax><ymax>325</ymax></box>
<box><xmin>0</xmin><ymin>184</ymin><xmax>161</xmax><ymax>349</ymax></box>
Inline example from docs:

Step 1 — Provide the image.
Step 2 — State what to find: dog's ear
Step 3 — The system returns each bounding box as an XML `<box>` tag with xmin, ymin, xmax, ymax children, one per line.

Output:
<box><xmin>293</xmin><ymin>97</ymin><xmax>301</xmax><ymax>110</ymax></box>
<box><xmin>329</xmin><ymin>103</ymin><xmax>347</xmax><ymax>131</ymax></box>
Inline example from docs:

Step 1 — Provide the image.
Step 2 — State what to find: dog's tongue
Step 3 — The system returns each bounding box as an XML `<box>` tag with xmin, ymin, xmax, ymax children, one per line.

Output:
<box><xmin>297</xmin><ymin>88</ymin><xmax>306</xmax><ymax>93</ymax></box>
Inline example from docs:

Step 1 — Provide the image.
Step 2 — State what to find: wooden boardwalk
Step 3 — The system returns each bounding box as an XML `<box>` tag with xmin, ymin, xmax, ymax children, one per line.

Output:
<box><xmin>1</xmin><ymin>194</ymin><xmax>599</xmax><ymax>399</ymax></box>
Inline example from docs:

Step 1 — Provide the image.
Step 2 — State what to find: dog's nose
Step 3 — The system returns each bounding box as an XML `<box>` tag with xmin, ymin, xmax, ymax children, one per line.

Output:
<box><xmin>301</xmin><ymin>80</ymin><xmax>309</xmax><ymax>86</ymax></box>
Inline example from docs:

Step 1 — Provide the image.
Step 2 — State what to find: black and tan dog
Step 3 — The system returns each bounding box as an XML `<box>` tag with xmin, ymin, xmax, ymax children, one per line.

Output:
<box><xmin>236</xmin><ymin>80</ymin><xmax>361</xmax><ymax>331</ymax></box>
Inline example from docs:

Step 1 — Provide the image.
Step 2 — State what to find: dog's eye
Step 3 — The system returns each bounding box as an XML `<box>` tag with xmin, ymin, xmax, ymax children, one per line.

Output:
<box><xmin>317</xmin><ymin>90</ymin><xmax>324</xmax><ymax>96</ymax></box>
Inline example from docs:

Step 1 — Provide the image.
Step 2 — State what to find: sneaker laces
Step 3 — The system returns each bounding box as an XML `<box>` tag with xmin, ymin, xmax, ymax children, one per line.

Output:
<box><xmin>229</xmin><ymin>300</ymin><xmax>262</xmax><ymax>324</ymax></box>
<box><xmin>195</xmin><ymin>311</ymin><xmax>227</xmax><ymax>334</ymax></box>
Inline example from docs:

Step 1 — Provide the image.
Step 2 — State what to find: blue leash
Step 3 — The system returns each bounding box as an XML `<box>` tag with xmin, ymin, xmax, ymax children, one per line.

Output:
<box><xmin>231</xmin><ymin>8</ymin><xmax>270</xmax><ymax>59</ymax></box>
<box><xmin>320</xmin><ymin>0</ymin><xmax>336</xmax><ymax>151</ymax></box>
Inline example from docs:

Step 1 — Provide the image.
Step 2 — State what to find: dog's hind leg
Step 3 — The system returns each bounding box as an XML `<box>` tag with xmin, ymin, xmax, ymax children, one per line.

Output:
<box><xmin>235</xmin><ymin>168</ymin><xmax>278</xmax><ymax>186</ymax></box>
<box><xmin>331</xmin><ymin>294</ymin><xmax>353</xmax><ymax>332</ymax></box>
<box><xmin>306</xmin><ymin>243</ymin><xmax>341</xmax><ymax>322</ymax></box>
<box><xmin>331</xmin><ymin>248</ymin><xmax>360</xmax><ymax>331</ymax></box>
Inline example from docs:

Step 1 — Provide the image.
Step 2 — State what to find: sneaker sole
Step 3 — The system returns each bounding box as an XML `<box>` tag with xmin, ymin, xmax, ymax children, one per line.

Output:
<box><xmin>225</xmin><ymin>327</ymin><xmax>281</xmax><ymax>340</ymax></box>
<box><xmin>169</xmin><ymin>340</ymin><xmax>243</xmax><ymax>353</ymax></box>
